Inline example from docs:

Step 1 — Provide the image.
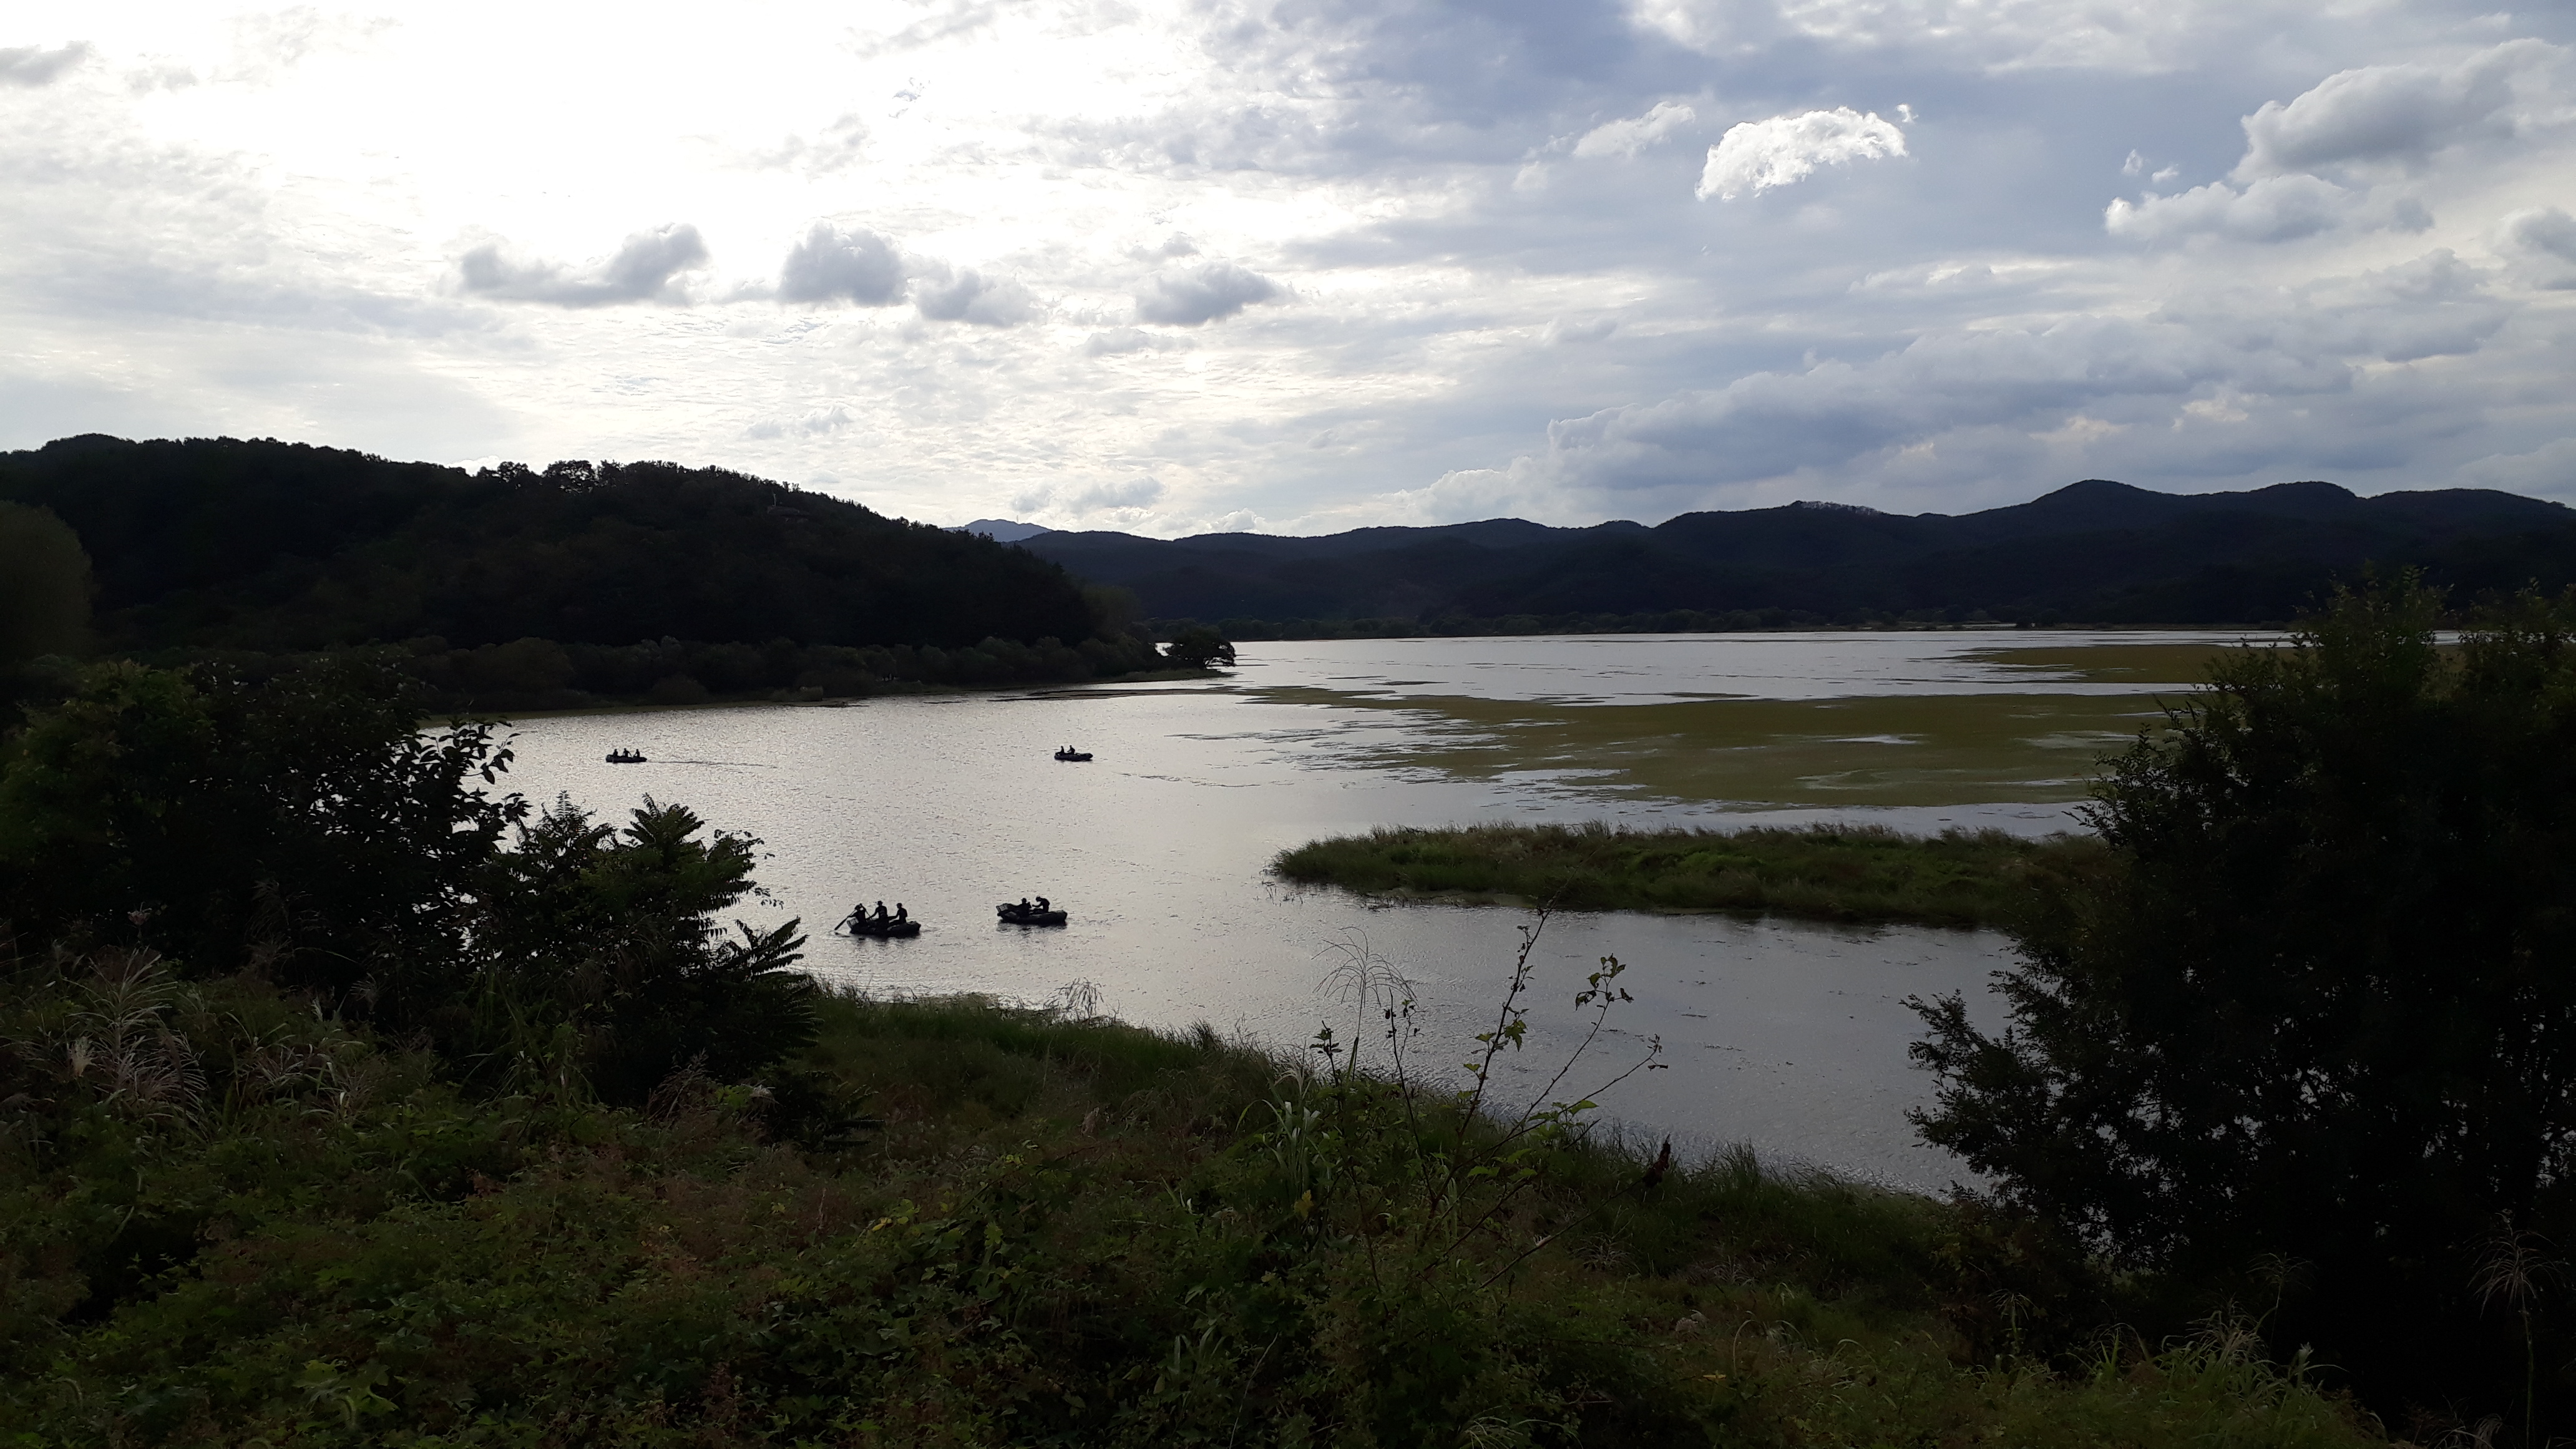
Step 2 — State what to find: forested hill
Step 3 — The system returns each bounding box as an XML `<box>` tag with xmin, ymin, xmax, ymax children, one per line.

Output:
<box><xmin>0</xmin><ymin>434</ymin><xmax>1095</xmax><ymax>653</ymax></box>
<box><xmin>1024</xmin><ymin>479</ymin><xmax>2576</xmax><ymax>630</ymax></box>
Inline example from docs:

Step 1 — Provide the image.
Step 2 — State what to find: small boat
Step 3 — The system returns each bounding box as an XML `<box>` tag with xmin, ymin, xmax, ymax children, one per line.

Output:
<box><xmin>605</xmin><ymin>748</ymin><xmax>648</xmax><ymax>764</ymax></box>
<box><xmin>1053</xmin><ymin>747</ymin><xmax>1093</xmax><ymax>762</ymax></box>
<box><xmin>997</xmin><ymin>900</ymin><xmax>1069</xmax><ymax>927</ymax></box>
<box><xmin>837</xmin><ymin>909</ymin><xmax>921</xmax><ymax>939</ymax></box>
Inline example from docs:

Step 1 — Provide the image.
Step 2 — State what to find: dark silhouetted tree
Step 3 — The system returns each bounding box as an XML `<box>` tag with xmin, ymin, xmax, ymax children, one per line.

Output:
<box><xmin>1163</xmin><ymin>624</ymin><xmax>1236</xmax><ymax>669</ymax></box>
<box><xmin>0</xmin><ymin>501</ymin><xmax>90</xmax><ymax>663</ymax></box>
<box><xmin>1911</xmin><ymin>574</ymin><xmax>2576</xmax><ymax>1425</ymax></box>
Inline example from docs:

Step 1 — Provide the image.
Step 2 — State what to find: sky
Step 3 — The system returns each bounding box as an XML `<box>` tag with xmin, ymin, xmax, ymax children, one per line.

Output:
<box><xmin>2</xmin><ymin>2</ymin><xmax>2573</xmax><ymax>535</ymax></box>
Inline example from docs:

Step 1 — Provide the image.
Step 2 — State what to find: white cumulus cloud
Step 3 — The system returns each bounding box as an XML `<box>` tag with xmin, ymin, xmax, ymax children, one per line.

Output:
<box><xmin>0</xmin><ymin>41</ymin><xmax>92</xmax><ymax>87</ymax></box>
<box><xmin>1696</xmin><ymin>107</ymin><xmax>1906</xmax><ymax>201</ymax></box>
<box><xmin>1012</xmin><ymin>475</ymin><xmax>1168</xmax><ymax>518</ymax></box>
<box><xmin>778</xmin><ymin>222</ymin><xmax>907</xmax><ymax>305</ymax></box>
<box><xmin>1135</xmin><ymin>261</ymin><xmax>1281</xmax><ymax>326</ymax></box>
<box><xmin>456</xmin><ymin>225</ymin><xmax>709</xmax><ymax>308</ymax></box>
<box><xmin>744</xmin><ymin>405</ymin><xmax>854</xmax><ymax>439</ymax></box>
<box><xmin>914</xmin><ymin>265</ymin><xmax>1037</xmax><ymax>327</ymax></box>
<box><xmin>2498</xmin><ymin>206</ymin><xmax>2576</xmax><ymax>289</ymax></box>
<box><xmin>2105</xmin><ymin>174</ymin><xmax>2431</xmax><ymax>245</ymax></box>
<box><xmin>1571</xmin><ymin>100</ymin><xmax>1697</xmax><ymax>159</ymax></box>
<box><xmin>1085</xmin><ymin>327</ymin><xmax>1189</xmax><ymax>356</ymax></box>
<box><xmin>2235</xmin><ymin>39</ymin><xmax>2562</xmax><ymax>180</ymax></box>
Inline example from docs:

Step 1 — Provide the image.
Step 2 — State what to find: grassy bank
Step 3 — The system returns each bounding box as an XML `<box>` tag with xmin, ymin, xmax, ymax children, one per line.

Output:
<box><xmin>2</xmin><ymin>957</ymin><xmax>2377</xmax><ymax>1447</ymax></box>
<box><xmin>1273</xmin><ymin>821</ymin><xmax>2108</xmax><ymax>929</ymax></box>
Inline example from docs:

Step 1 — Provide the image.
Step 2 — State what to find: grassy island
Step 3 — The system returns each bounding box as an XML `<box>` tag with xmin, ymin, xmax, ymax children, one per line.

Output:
<box><xmin>1273</xmin><ymin>821</ymin><xmax>2105</xmax><ymax>929</ymax></box>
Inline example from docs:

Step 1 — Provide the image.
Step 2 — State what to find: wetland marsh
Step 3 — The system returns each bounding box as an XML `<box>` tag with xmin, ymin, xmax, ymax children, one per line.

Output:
<box><xmin>503</xmin><ymin>629</ymin><xmax>2255</xmax><ymax>1186</ymax></box>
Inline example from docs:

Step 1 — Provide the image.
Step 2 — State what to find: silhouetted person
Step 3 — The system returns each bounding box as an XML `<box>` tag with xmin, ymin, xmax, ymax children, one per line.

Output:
<box><xmin>894</xmin><ymin>903</ymin><xmax>907</xmax><ymax>922</ymax></box>
<box><xmin>1035</xmin><ymin>895</ymin><xmax>1050</xmax><ymax>913</ymax></box>
<box><xmin>873</xmin><ymin>900</ymin><xmax>888</xmax><ymax>922</ymax></box>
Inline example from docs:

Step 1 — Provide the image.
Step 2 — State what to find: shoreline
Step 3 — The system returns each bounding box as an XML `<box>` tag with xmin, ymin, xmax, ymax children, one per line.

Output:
<box><xmin>436</xmin><ymin>666</ymin><xmax>1231</xmax><ymax>722</ymax></box>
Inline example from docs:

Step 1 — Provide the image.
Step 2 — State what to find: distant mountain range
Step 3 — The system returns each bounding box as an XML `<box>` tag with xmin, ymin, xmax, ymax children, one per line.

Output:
<box><xmin>12</xmin><ymin>437</ymin><xmax>2570</xmax><ymax>654</ymax></box>
<box><xmin>952</xmin><ymin>518</ymin><xmax>1056</xmax><ymax>542</ymax></box>
<box><xmin>1016</xmin><ymin>481</ymin><xmax>2576</xmax><ymax>630</ymax></box>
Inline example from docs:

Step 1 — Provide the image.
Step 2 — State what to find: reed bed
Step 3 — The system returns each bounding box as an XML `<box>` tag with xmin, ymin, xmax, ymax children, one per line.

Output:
<box><xmin>1274</xmin><ymin>820</ymin><xmax>2109</xmax><ymax>929</ymax></box>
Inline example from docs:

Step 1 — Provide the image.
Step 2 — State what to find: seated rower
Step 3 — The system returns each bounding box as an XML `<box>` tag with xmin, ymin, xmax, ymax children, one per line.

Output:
<box><xmin>1035</xmin><ymin>895</ymin><xmax>1050</xmax><ymax>913</ymax></box>
<box><xmin>894</xmin><ymin>903</ymin><xmax>908</xmax><ymax>922</ymax></box>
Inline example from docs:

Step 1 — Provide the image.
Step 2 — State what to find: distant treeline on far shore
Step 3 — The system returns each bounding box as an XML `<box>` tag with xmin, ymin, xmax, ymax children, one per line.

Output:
<box><xmin>0</xmin><ymin>434</ymin><xmax>1232</xmax><ymax>707</ymax></box>
<box><xmin>1156</xmin><ymin>605</ymin><xmax>2092</xmax><ymax>642</ymax></box>
<box><xmin>93</xmin><ymin>630</ymin><xmax>1190</xmax><ymax>716</ymax></box>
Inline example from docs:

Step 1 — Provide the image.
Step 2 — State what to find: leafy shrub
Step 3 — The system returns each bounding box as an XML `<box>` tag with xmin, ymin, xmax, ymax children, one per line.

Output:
<box><xmin>1913</xmin><ymin>576</ymin><xmax>2576</xmax><ymax>1429</ymax></box>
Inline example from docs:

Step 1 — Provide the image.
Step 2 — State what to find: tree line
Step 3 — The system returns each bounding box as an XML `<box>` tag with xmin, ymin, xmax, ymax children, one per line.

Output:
<box><xmin>0</xmin><ymin>435</ymin><xmax>1237</xmax><ymax>705</ymax></box>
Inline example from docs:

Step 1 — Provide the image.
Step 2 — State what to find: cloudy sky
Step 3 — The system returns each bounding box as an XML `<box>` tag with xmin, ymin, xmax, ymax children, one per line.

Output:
<box><xmin>4</xmin><ymin>2</ymin><xmax>2573</xmax><ymax>534</ymax></box>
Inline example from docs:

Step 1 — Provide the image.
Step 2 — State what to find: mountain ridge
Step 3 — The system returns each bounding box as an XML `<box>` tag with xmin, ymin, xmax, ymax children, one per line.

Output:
<box><xmin>1023</xmin><ymin>479</ymin><xmax>2576</xmax><ymax>628</ymax></box>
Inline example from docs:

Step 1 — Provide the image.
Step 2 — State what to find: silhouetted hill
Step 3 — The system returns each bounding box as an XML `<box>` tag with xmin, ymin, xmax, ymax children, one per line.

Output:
<box><xmin>952</xmin><ymin>519</ymin><xmax>1055</xmax><ymax>542</ymax></box>
<box><xmin>1025</xmin><ymin>480</ymin><xmax>2576</xmax><ymax>629</ymax></box>
<box><xmin>1</xmin><ymin>436</ymin><xmax>1097</xmax><ymax>653</ymax></box>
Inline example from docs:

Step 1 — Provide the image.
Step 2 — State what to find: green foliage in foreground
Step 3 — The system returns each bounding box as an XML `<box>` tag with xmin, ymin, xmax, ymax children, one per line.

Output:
<box><xmin>1273</xmin><ymin>821</ymin><xmax>2107</xmax><ymax>929</ymax></box>
<box><xmin>0</xmin><ymin>657</ymin><xmax>821</xmax><ymax>1108</ymax></box>
<box><xmin>1</xmin><ymin>956</ymin><xmax>2383</xmax><ymax>1448</ymax></box>
<box><xmin>1915</xmin><ymin>577</ymin><xmax>2576</xmax><ymax>1437</ymax></box>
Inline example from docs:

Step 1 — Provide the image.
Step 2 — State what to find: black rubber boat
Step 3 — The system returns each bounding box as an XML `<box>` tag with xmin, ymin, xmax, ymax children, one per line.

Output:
<box><xmin>837</xmin><ymin>911</ymin><xmax>922</xmax><ymax>939</ymax></box>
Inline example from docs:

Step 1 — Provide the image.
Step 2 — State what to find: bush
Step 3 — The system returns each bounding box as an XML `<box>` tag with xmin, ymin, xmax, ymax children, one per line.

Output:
<box><xmin>463</xmin><ymin>796</ymin><xmax>816</xmax><ymax>1104</ymax></box>
<box><xmin>0</xmin><ymin>659</ymin><xmax>817</xmax><ymax>1108</ymax></box>
<box><xmin>1163</xmin><ymin>625</ymin><xmax>1236</xmax><ymax>670</ymax></box>
<box><xmin>1911</xmin><ymin>575</ymin><xmax>2576</xmax><ymax>1429</ymax></box>
<box><xmin>647</xmin><ymin>672</ymin><xmax>710</xmax><ymax>705</ymax></box>
<box><xmin>0</xmin><ymin>657</ymin><xmax>518</xmax><ymax>1002</ymax></box>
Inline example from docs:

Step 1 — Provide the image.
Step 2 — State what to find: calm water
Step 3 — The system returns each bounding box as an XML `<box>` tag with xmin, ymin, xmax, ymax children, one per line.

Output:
<box><xmin>502</xmin><ymin>632</ymin><xmax>2241</xmax><ymax>1189</ymax></box>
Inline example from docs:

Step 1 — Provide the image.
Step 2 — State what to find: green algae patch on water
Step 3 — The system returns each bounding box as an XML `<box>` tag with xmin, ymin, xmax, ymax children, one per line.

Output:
<box><xmin>1274</xmin><ymin>820</ymin><xmax>2110</xmax><ymax>929</ymax></box>
<box><xmin>1964</xmin><ymin>639</ymin><xmax>2247</xmax><ymax>686</ymax></box>
<box><xmin>1252</xmin><ymin>686</ymin><xmax>2170</xmax><ymax>808</ymax></box>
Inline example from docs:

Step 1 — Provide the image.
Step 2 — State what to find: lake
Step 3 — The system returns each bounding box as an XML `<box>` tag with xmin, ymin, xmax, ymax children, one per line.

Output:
<box><xmin>503</xmin><ymin>630</ymin><xmax>2252</xmax><ymax>1189</ymax></box>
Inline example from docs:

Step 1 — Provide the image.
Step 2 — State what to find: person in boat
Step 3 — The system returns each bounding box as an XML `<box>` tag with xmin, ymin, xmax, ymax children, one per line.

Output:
<box><xmin>872</xmin><ymin>900</ymin><xmax>889</xmax><ymax>922</ymax></box>
<box><xmin>1016</xmin><ymin>897</ymin><xmax>1031</xmax><ymax>915</ymax></box>
<box><xmin>1035</xmin><ymin>895</ymin><xmax>1050</xmax><ymax>914</ymax></box>
<box><xmin>894</xmin><ymin>903</ymin><xmax>908</xmax><ymax>922</ymax></box>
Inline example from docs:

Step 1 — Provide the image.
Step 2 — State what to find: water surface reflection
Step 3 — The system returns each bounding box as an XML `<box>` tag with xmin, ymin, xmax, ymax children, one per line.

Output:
<box><xmin>506</xmin><ymin>633</ymin><xmax>2236</xmax><ymax>1188</ymax></box>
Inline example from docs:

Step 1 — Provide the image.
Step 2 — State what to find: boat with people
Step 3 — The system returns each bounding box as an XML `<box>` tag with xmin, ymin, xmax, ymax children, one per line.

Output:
<box><xmin>836</xmin><ymin>901</ymin><xmax>921</xmax><ymax>939</ymax></box>
<box><xmin>605</xmin><ymin>748</ymin><xmax>647</xmax><ymax>764</ymax></box>
<box><xmin>1053</xmin><ymin>746</ymin><xmax>1093</xmax><ymax>762</ymax></box>
<box><xmin>997</xmin><ymin>896</ymin><xmax>1068</xmax><ymax>927</ymax></box>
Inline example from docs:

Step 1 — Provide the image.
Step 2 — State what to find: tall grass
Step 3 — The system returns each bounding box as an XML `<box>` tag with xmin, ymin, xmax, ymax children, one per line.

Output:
<box><xmin>1275</xmin><ymin>820</ymin><xmax>2109</xmax><ymax>928</ymax></box>
<box><xmin>1</xmin><ymin>955</ymin><xmax>2381</xmax><ymax>1447</ymax></box>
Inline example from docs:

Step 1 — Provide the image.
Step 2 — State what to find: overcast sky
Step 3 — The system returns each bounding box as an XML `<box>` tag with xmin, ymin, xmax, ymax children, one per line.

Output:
<box><xmin>4</xmin><ymin>2</ymin><xmax>2573</xmax><ymax>534</ymax></box>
